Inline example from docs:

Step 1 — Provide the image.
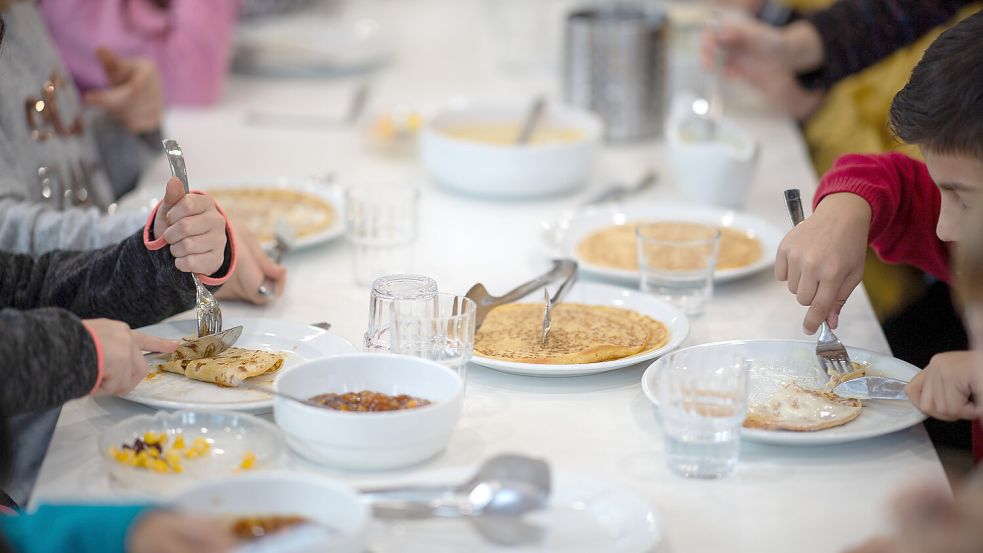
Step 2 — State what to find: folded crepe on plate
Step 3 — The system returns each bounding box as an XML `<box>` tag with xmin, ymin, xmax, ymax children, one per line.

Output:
<box><xmin>474</xmin><ymin>303</ymin><xmax>669</xmax><ymax>365</ymax></box>
<box><xmin>156</xmin><ymin>347</ymin><xmax>286</xmax><ymax>387</ymax></box>
<box><xmin>744</xmin><ymin>383</ymin><xmax>862</xmax><ymax>431</ymax></box>
<box><xmin>577</xmin><ymin>221</ymin><xmax>763</xmax><ymax>272</ymax></box>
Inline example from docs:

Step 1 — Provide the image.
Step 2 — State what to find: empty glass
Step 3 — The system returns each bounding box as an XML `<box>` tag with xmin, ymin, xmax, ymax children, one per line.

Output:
<box><xmin>656</xmin><ymin>346</ymin><xmax>749</xmax><ymax>479</ymax></box>
<box><xmin>636</xmin><ymin>222</ymin><xmax>720</xmax><ymax>316</ymax></box>
<box><xmin>391</xmin><ymin>293</ymin><xmax>476</xmax><ymax>382</ymax></box>
<box><xmin>346</xmin><ymin>185</ymin><xmax>420</xmax><ymax>286</ymax></box>
<box><xmin>364</xmin><ymin>274</ymin><xmax>438</xmax><ymax>352</ymax></box>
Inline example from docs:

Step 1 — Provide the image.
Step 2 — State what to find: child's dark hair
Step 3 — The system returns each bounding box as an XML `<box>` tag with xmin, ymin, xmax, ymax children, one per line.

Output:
<box><xmin>889</xmin><ymin>10</ymin><xmax>983</xmax><ymax>160</ymax></box>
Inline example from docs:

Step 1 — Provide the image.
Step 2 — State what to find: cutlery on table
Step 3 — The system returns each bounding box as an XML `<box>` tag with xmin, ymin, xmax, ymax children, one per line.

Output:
<box><xmin>244</xmin><ymin>81</ymin><xmax>371</xmax><ymax>129</ymax></box>
<box><xmin>258</xmin><ymin>218</ymin><xmax>296</xmax><ymax>298</ymax></box>
<box><xmin>582</xmin><ymin>170</ymin><xmax>658</xmax><ymax>206</ymax></box>
<box><xmin>466</xmin><ymin>259</ymin><xmax>578</xmax><ymax>329</ymax></box>
<box><xmin>361</xmin><ymin>453</ymin><xmax>551</xmax><ymax>520</ymax></box>
<box><xmin>516</xmin><ymin>96</ymin><xmax>547</xmax><ymax>144</ymax></box>
<box><xmin>541</xmin><ymin>266</ymin><xmax>577</xmax><ymax>346</ymax></box>
<box><xmin>703</xmin><ymin>12</ymin><xmax>725</xmax><ymax>139</ymax></box>
<box><xmin>784</xmin><ymin>188</ymin><xmax>853</xmax><ymax>376</ymax></box>
<box><xmin>832</xmin><ymin>376</ymin><xmax>909</xmax><ymax>401</ymax></box>
<box><xmin>310</xmin><ymin>321</ymin><xmax>332</xmax><ymax>331</ymax></box>
<box><xmin>143</xmin><ymin>325</ymin><xmax>243</xmax><ymax>361</ymax></box>
<box><xmin>162</xmin><ymin>139</ymin><xmax>223</xmax><ymax>337</ymax></box>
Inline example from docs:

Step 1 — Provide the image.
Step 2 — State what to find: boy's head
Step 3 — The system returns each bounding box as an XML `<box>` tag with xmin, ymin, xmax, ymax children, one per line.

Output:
<box><xmin>889</xmin><ymin>10</ymin><xmax>983</xmax><ymax>243</ymax></box>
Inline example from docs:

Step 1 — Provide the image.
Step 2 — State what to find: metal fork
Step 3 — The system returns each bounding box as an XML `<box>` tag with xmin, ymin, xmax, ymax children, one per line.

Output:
<box><xmin>541</xmin><ymin>266</ymin><xmax>577</xmax><ymax>346</ymax></box>
<box><xmin>784</xmin><ymin>189</ymin><xmax>852</xmax><ymax>376</ymax></box>
<box><xmin>162</xmin><ymin>139</ymin><xmax>223</xmax><ymax>338</ymax></box>
<box><xmin>258</xmin><ymin>218</ymin><xmax>295</xmax><ymax>298</ymax></box>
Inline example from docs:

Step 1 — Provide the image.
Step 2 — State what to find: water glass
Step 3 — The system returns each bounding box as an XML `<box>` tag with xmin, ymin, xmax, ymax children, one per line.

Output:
<box><xmin>346</xmin><ymin>185</ymin><xmax>420</xmax><ymax>286</ymax></box>
<box><xmin>656</xmin><ymin>347</ymin><xmax>749</xmax><ymax>479</ymax></box>
<box><xmin>364</xmin><ymin>274</ymin><xmax>438</xmax><ymax>352</ymax></box>
<box><xmin>391</xmin><ymin>293</ymin><xmax>476</xmax><ymax>382</ymax></box>
<box><xmin>636</xmin><ymin>222</ymin><xmax>720</xmax><ymax>316</ymax></box>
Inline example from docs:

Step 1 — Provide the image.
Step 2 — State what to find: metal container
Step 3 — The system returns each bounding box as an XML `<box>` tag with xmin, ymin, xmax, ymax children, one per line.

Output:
<box><xmin>563</xmin><ymin>3</ymin><xmax>668</xmax><ymax>142</ymax></box>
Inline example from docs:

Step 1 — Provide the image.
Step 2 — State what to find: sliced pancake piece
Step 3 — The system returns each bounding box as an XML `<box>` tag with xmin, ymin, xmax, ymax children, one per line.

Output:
<box><xmin>157</xmin><ymin>347</ymin><xmax>285</xmax><ymax>388</ymax></box>
<box><xmin>474</xmin><ymin>303</ymin><xmax>658</xmax><ymax>364</ymax></box>
<box><xmin>744</xmin><ymin>382</ymin><xmax>862</xmax><ymax>431</ymax></box>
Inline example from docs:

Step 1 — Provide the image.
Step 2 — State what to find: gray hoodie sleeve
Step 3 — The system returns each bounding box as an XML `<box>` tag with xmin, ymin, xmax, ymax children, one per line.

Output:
<box><xmin>0</xmin><ymin>121</ymin><xmax>148</xmax><ymax>256</ymax></box>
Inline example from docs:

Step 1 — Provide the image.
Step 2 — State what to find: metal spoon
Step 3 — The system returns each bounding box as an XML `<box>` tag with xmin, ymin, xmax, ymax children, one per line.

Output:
<box><xmin>235</xmin><ymin>380</ymin><xmax>331</xmax><ymax>408</ymax></box>
<box><xmin>361</xmin><ymin>453</ymin><xmax>551</xmax><ymax>520</ymax></box>
<box><xmin>516</xmin><ymin>96</ymin><xmax>547</xmax><ymax>144</ymax></box>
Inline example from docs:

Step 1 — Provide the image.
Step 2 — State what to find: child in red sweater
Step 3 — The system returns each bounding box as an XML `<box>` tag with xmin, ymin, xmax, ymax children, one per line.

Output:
<box><xmin>776</xmin><ymin>11</ymin><xmax>983</xmax><ymax>458</ymax></box>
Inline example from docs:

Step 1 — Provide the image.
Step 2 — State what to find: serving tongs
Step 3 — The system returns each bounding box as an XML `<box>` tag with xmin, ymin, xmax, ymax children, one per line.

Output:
<box><xmin>541</xmin><ymin>268</ymin><xmax>577</xmax><ymax>346</ymax></box>
<box><xmin>466</xmin><ymin>259</ymin><xmax>577</xmax><ymax>330</ymax></box>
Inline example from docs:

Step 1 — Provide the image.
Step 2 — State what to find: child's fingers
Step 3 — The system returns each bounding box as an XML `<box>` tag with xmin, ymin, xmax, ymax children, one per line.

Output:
<box><xmin>161</xmin><ymin>215</ymin><xmax>218</xmax><ymax>244</ymax></box>
<box><xmin>774</xmin><ymin>247</ymin><xmax>789</xmax><ymax>281</ymax></box>
<box><xmin>165</xmin><ymin>194</ymin><xmax>216</xmax><ymax>226</ymax></box>
<box><xmin>174</xmin><ymin>252</ymin><xmax>222</xmax><ymax>275</ymax></box>
<box><xmin>169</xmin><ymin>236</ymin><xmax>219</xmax><ymax>258</ymax></box>
<box><xmin>132</xmin><ymin>331</ymin><xmax>179</xmax><ymax>355</ymax></box>
<box><xmin>905</xmin><ymin>372</ymin><xmax>925</xmax><ymax>408</ymax></box>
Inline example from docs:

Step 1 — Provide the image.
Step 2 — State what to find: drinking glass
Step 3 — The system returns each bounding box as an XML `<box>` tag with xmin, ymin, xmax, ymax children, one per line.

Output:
<box><xmin>364</xmin><ymin>274</ymin><xmax>438</xmax><ymax>352</ymax></box>
<box><xmin>636</xmin><ymin>222</ymin><xmax>720</xmax><ymax>316</ymax></box>
<box><xmin>391</xmin><ymin>293</ymin><xmax>477</xmax><ymax>382</ymax></box>
<box><xmin>656</xmin><ymin>346</ymin><xmax>749</xmax><ymax>479</ymax></box>
<box><xmin>345</xmin><ymin>185</ymin><xmax>420</xmax><ymax>286</ymax></box>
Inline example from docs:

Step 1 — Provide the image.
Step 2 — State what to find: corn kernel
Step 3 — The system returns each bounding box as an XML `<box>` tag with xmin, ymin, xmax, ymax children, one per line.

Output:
<box><xmin>240</xmin><ymin>452</ymin><xmax>256</xmax><ymax>470</ymax></box>
<box><xmin>172</xmin><ymin>435</ymin><xmax>186</xmax><ymax>450</ymax></box>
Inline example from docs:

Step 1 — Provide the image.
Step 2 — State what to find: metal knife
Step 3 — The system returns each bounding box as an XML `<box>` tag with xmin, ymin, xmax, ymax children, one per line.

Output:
<box><xmin>541</xmin><ymin>267</ymin><xmax>578</xmax><ymax>346</ymax></box>
<box><xmin>144</xmin><ymin>325</ymin><xmax>243</xmax><ymax>361</ymax></box>
<box><xmin>832</xmin><ymin>376</ymin><xmax>909</xmax><ymax>401</ymax></box>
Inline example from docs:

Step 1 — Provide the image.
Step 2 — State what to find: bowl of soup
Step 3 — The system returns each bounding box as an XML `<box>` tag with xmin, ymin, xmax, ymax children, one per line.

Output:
<box><xmin>420</xmin><ymin>102</ymin><xmax>602</xmax><ymax>198</ymax></box>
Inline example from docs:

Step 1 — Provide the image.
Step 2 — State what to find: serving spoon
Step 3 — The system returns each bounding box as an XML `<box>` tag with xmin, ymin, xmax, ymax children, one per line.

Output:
<box><xmin>361</xmin><ymin>453</ymin><xmax>551</xmax><ymax>520</ymax></box>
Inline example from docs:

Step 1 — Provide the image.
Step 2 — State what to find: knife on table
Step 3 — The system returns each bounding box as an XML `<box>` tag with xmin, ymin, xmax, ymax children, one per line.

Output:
<box><xmin>143</xmin><ymin>325</ymin><xmax>243</xmax><ymax>361</ymax></box>
<box><xmin>832</xmin><ymin>376</ymin><xmax>909</xmax><ymax>400</ymax></box>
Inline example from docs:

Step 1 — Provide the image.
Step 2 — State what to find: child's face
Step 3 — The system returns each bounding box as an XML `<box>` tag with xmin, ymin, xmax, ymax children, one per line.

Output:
<box><xmin>923</xmin><ymin>150</ymin><xmax>983</xmax><ymax>243</ymax></box>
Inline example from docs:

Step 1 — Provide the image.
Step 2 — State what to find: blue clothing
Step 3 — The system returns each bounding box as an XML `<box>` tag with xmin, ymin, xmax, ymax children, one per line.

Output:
<box><xmin>0</xmin><ymin>504</ymin><xmax>148</xmax><ymax>553</ymax></box>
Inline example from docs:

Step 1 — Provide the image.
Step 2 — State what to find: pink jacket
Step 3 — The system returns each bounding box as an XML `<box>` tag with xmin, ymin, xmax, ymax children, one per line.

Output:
<box><xmin>39</xmin><ymin>0</ymin><xmax>239</xmax><ymax>106</ymax></box>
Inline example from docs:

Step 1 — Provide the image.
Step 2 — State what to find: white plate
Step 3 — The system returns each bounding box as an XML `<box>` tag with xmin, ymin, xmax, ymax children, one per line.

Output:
<box><xmin>471</xmin><ymin>282</ymin><xmax>689</xmax><ymax>377</ymax></box>
<box><xmin>99</xmin><ymin>410</ymin><xmax>284</xmax><ymax>493</ymax></box>
<box><xmin>234</xmin><ymin>16</ymin><xmax>392</xmax><ymax>77</ymax></box>
<box><xmin>125</xmin><ymin>317</ymin><xmax>356</xmax><ymax>413</ymax></box>
<box><xmin>368</xmin><ymin>470</ymin><xmax>663</xmax><ymax>553</ymax></box>
<box><xmin>117</xmin><ymin>178</ymin><xmax>346</xmax><ymax>251</ymax></box>
<box><xmin>641</xmin><ymin>340</ymin><xmax>925</xmax><ymax>446</ymax></box>
<box><xmin>541</xmin><ymin>203</ymin><xmax>785</xmax><ymax>283</ymax></box>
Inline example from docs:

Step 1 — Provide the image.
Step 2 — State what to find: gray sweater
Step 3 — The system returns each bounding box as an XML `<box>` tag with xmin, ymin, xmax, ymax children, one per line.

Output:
<box><xmin>0</xmin><ymin>3</ymin><xmax>159</xmax><ymax>255</ymax></box>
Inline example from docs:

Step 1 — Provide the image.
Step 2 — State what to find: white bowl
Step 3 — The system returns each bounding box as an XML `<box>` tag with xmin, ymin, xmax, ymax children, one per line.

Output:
<box><xmin>98</xmin><ymin>410</ymin><xmax>285</xmax><ymax>494</ymax></box>
<box><xmin>172</xmin><ymin>472</ymin><xmax>369</xmax><ymax>553</ymax></box>
<box><xmin>420</xmin><ymin>102</ymin><xmax>602</xmax><ymax>199</ymax></box>
<box><xmin>273</xmin><ymin>353</ymin><xmax>464</xmax><ymax>470</ymax></box>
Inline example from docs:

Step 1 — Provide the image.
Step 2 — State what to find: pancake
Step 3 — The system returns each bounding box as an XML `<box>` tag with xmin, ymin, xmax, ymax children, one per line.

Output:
<box><xmin>208</xmin><ymin>187</ymin><xmax>335</xmax><ymax>243</ymax></box>
<box><xmin>744</xmin><ymin>383</ymin><xmax>862</xmax><ymax>431</ymax></box>
<box><xmin>474</xmin><ymin>303</ymin><xmax>669</xmax><ymax>364</ymax></box>
<box><xmin>156</xmin><ymin>347</ymin><xmax>286</xmax><ymax>388</ymax></box>
<box><xmin>576</xmin><ymin>221</ymin><xmax>763</xmax><ymax>272</ymax></box>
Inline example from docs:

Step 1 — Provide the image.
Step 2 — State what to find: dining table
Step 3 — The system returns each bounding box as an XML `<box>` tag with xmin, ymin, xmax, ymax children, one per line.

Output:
<box><xmin>29</xmin><ymin>1</ymin><xmax>948</xmax><ymax>551</ymax></box>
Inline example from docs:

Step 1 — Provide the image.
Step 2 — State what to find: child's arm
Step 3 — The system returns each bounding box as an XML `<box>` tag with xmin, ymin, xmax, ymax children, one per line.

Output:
<box><xmin>0</xmin><ymin>504</ymin><xmax>145</xmax><ymax>553</ymax></box>
<box><xmin>776</xmin><ymin>152</ymin><xmax>949</xmax><ymax>334</ymax></box>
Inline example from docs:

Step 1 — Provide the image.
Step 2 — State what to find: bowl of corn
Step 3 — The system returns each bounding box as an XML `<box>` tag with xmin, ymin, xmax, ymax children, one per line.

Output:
<box><xmin>99</xmin><ymin>410</ymin><xmax>285</xmax><ymax>494</ymax></box>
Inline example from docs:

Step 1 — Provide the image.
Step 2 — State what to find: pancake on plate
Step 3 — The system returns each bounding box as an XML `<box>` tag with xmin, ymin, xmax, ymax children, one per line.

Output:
<box><xmin>207</xmin><ymin>187</ymin><xmax>335</xmax><ymax>243</ymax></box>
<box><xmin>474</xmin><ymin>303</ymin><xmax>669</xmax><ymax>365</ymax></box>
<box><xmin>576</xmin><ymin>221</ymin><xmax>763</xmax><ymax>272</ymax></box>
<box><xmin>156</xmin><ymin>347</ymin><xmax>286</xmax><ymax>388</ymax></box>
<box><xmin>744</xmin><ymin>383</ymin><xmax>862</xmax><ymax>431</ymax></box>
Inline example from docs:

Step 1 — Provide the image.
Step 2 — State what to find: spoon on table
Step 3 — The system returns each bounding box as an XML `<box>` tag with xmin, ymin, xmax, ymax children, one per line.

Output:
<box><xmin>361</xmin><ymin>453</ymin><xmax>551</xmax><ymax>519</ymax></box>
<box><xmin>516</xmin><ymin>96</ymin><xmax>547</xmax><ymax>145</ymax></box>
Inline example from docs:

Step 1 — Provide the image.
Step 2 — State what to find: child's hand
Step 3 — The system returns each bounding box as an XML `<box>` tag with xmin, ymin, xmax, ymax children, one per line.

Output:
<box><xmin>84</xmin><ymin>48</ymin><xmax>164</xmax><ymax>134</ymax></box>
<box><xmin>82</xmin><ymin>319</ymin><xmax>178</xmax><ymax>396</ymax></box>
<box><xmin>127</xmin><ymin>512</ymin><xmax>235</xmax><ymax>553</ymax></box>
<box><xmin>154</xmin><ymin>177</ymin><xmax>228</xmax><ymax>275</ymax></box>
<box><xmin>906</xmin><ymin>350</ymin><xmax>983</xmax><ymax>421</ymax></box>
<box><xmin>775</xmin><ymin>192</ymin><xmax>871</xmax><ymax>334</ymax></box>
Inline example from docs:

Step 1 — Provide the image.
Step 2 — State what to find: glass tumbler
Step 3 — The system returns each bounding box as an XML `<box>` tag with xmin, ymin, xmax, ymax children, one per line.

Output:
<box><xmin>636</xmin><ymin>221</ymin><xmax>720</xmax><ymax>316</ymax></box>
<box><xmin>364</xmin><ymin>274</ymin><xmax>438</xmax><ymax>352</ymax></box>
<box><xmin>391</xmin><ymin>293</ymin><xmax>477</xmax><ymax>383</ymax></box>
<box><xmin>656</xmin><ymin>346</ymin><xmax>749</xmax><ymax>479</ymax></box>
<box><xmin>345</xmin><ymin>185</ymin><xmax>420</xmax><ymax>286</ymax></box>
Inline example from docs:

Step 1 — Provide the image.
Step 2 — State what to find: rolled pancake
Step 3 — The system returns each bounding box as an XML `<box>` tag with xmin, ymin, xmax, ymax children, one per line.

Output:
<box><xmin>475</xmin><ymin>303</ymin><xmax>669</xmax><ymax>364</ymax></box>
<box><xmin>576</xmin><ymin>221</ymin><xmax>762</xmax><ymax>271</ymax></box>
<box><xmin>157</xmin><ymin>347</ymin><xmax>285</xmax><ymax>387</ymax></box>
